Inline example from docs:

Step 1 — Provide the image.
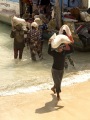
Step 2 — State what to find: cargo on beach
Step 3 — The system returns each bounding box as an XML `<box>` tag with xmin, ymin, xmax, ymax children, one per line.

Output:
<box><xmin>0</xmin><ymin>0</ymin><xmax>20</xmax><ymax>24</ymax></box>
<box><xmin>1</xmin><ymin>0</ymin><xmax>90</xmax><ymax>50</ymax></box>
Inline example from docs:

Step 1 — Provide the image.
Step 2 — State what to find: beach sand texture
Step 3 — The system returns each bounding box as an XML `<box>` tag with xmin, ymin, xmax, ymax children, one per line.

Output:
<box><xmin>0</xmin><ymin>81</ymin><xmax>90</xmax><ymax>120</ymax></box>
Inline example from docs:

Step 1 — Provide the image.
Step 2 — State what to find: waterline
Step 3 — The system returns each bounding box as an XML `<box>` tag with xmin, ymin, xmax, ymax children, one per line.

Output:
<box><xmin>0</xmin><ymin>70</ymin><xmax>90</xmax><ymax>96</ymax></box>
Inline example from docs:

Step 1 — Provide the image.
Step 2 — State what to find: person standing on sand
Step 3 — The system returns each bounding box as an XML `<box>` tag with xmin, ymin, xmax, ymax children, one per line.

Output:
<box><xmin>48</xmin><ymin>40</ymin><xmax>74</xmax><ymax>100</ymax></box>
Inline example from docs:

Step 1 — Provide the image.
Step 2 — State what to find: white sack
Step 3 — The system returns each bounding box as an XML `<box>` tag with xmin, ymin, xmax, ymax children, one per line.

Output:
<box><xmin>50</xmin><ymin>33</ymin><xmax>56</xmax><ymax>40</ymax></box>
<box><xmin>80</xmin><ymin>12</ymin><xmax>90</xmax><ymax>22</ymax></box>
<box><xmin>11</xmin><ymin>16</ymin><xmax>27</xmax><ymax>26</ymax></box>
<box><xmin>11</xmin><ymin>16</ymin><xmax>31</xmax><ymax>30</ymax></box>
<box><xmin>34</xmin><ymin>15</ymin><xmax>40</xmax><ymax>19</ymax></box>
<box><xmin>59</xmin><ymin>24</ymin><xmax>72</xmax><ymax>36</ymax></box>
<box><xmin>51</xmin><ymin>34</ymin><xmax>71</xmax><ymax>48</ymax></box>
<box><xmin>34</xmin><ymin>18</ymin><xmax>43</xmax><ymax>25</ymax></box>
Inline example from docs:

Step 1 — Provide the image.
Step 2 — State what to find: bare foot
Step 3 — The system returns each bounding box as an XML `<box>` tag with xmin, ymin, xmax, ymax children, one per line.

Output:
<box><xmin>57</xmin><ymin>94</ymin><xmax>61</xmax><ymax>101</ymax></box>
<box><xmin>51</xmin><ymin>87</ymin><xmax>56</xmax><ymax>94</ymax></box>
<box><xmin>57</xmin><ymin>96</ymin><xmax>60</xmax><ymax>101</ymax></box>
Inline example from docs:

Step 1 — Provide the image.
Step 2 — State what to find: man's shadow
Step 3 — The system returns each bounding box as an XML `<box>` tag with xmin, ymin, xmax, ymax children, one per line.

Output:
<box><xmin>35</xmin><ymin>94</ymin><xmax>64</xmax><ymax>114</ymax></box>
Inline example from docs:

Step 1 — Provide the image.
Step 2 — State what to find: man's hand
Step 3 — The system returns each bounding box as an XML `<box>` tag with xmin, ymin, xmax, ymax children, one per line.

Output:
<box><xmin>48</xmin><ymin>38</ymin><xmax>53</xmax><ymax>44</ymax></box>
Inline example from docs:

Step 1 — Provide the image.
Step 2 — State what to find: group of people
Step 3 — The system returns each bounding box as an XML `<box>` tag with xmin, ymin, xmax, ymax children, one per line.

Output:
<box><xmin>10</xmin><ymin>22</ymin><xmax>74</xmax><ymax>101</ymax></box>
<box><xmin>10</xmin><ymin>19</ymin><xmax>43</xmax><ymax>61</ymax></box>
<box><xmin>23</xmin><ymin>0</ymin><xmax>52</xmax><ymax>20</ymax></box>
<box><xmin>10</xmin><ymin>0</ymin><xmax>55</xmax><ymax>61</ymax></box>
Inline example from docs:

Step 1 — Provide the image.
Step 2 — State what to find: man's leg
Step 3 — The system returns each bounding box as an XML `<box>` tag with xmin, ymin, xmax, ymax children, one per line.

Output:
<box><xmin>51</xmin><ymin>84</ymin><xmax>56</xmax><ymax>94</ymax></box>
<box><xmin>52</xmin><ymin>69</ymin><xmax>64</xmax><ymax>100</ymax></box>
<box><xmin>14</xmin><ymin>48</ymin><xmax>18</xmax><ymax>59</ymax></box>
<box><xmin>67</xmin><ymin>55</ymin><xmax>75</xmax><ymax>67</ymax></box>
<box><xmin>19</xmin><ymin>48</ymin><xmax>24</xmax><ymax>60</ymax></box>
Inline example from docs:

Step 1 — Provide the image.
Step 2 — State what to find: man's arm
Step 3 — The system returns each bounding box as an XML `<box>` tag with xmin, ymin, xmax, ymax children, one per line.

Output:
<box><xmin>48</xmin><ymin>44</ymin><xmax>54</xmax><ymax>56</ymax></box>
<box><xmin>64</xmin><ymin>44</ymin><xmax>74</xmax><ymax>55</ymax></box>
<box><xmin>10</xmin><ymin>29</ymin><xmax>16</xmax><ymax>38</ymax></box>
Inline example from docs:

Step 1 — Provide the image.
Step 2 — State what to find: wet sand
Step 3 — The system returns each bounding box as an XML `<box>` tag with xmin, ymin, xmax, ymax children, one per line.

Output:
<box><xmin>0</xmin><ymin>81</ymin><xmax>90</xmax><ymax>120</ymax></box>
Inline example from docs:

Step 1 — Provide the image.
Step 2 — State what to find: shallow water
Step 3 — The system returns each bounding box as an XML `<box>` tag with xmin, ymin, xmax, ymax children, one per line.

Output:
<box><xmin>0</xmin><ymin>22</ymin><xmax>90</xmax><ymax>96</ymax></box>
<box><xmin>0</xmin><ymin>22</ymin><xmax>52</xmax><ymax>89</ymax></box>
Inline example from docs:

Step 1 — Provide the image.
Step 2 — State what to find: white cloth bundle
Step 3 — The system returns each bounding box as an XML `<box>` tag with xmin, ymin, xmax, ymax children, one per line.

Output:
<box><xmin>80</xmin><ymin>12</ymin><xmax>90</xmax><ymax>22</ymax></box>
<box><xmin>11</xmin><ymin>16</ymin><xmax>27</xmax><ymax>26</ymax></box>
<box><xmin>31</xmin><ymin>22</ymin><xmax>38</xmax><ymax>28</ymax></box>
<box><xmin>59</xmin><ymin>24</ymin><xmax>72</xmax><ymax>36</ymax></box>
<box><xmin>34</xmin><ymin>18</ymin><xmax>43</xmax><ymax>25</ymax></box>
<box><xmin>11</xmin><ymin>16</ymin><xmax>30</xmax><ymax>30</ymax></box>
<box><xmin>51</xmin><ymin>34</ymin><xmax>71</xmax><ymax>48</ymax></box>
<box><xmin>50</xmin><ymin>33</ymin><xmax>56</xmax><ymax>40</ymax></box>
<box><xmin>34</xmin><ymin>15</ymin><xmax>40</xmax><ymax>19</ymax></box>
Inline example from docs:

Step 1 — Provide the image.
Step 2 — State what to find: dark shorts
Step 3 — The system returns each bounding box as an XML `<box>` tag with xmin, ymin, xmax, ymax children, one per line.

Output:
<box><xmin>52</xmin><ymin>68</ymin><xmax>64</xmax><ymax>93</ymax></box>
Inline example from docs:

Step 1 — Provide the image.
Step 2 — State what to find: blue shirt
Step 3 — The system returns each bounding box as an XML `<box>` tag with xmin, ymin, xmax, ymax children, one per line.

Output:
<box><xmin>63</xmin><ymin>0</ymin><xmax>82</xmax><ymax>8</ymax></box>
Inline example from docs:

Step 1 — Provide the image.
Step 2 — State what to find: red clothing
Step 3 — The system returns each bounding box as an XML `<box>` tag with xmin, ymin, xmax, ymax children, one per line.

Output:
<box><xmin>68</xmin><ymin>35</ymin><xmax>74</xmax><ymax>43</ymax></box>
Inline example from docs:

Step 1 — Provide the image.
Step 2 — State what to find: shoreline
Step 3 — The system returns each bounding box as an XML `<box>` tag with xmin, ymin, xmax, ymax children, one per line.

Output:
<box><xmin>0</xmin><ymin>70</ymin><xmax>90</xmax><ymax>96</ymax></box>
<box><xmin>0</xmin><ymin>81</ymin><xmax>90</xmax><ymax>120</ymax></box>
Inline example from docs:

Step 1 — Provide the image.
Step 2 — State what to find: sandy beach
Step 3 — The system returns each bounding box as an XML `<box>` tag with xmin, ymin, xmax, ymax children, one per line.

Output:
<box><xmin>0</xmin><ymin>81</ymin><xmax>90</xmax><ymax>120</ymax></box>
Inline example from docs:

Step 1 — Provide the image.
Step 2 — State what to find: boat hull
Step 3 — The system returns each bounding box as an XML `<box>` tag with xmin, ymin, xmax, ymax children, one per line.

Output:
<box><xmin>0</xmin><ymin>0</ymin><xmax>20</xmax><ymax>24</ymax></box>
